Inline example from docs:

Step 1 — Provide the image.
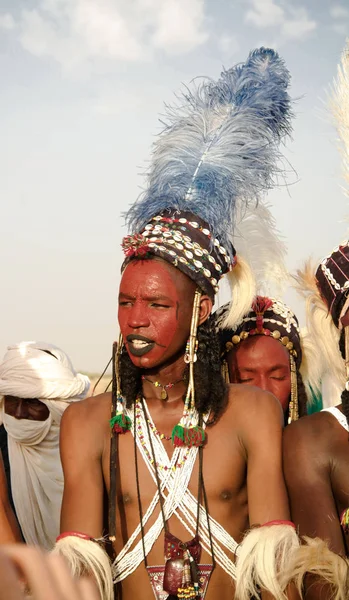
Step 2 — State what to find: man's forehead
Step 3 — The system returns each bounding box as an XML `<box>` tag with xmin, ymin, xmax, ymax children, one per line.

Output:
<box><xmin>120</xmin><ymin>258</ymin><xmax>195</xmax><ymax>293</ymax></box>
<box><xmin>236</xmin><ymin>335</ymin><xmax>290</xmax><ymax>359</ymax></box>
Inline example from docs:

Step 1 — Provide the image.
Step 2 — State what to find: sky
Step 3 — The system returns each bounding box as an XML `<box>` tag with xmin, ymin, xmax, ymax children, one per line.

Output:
<box><xmin>0</xmin><ymin>0</ymin><xmax>348</xmax><ymax>373</ymax></box>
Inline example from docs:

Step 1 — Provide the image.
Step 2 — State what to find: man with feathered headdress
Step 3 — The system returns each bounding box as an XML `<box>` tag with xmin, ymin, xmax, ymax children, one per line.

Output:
<box><xmin>54</xmin><ymin>48</ymin><xmax>302</xmax><ymax>600</ymax></box>
<box><xmin>282</xmin><ymin>41</ymin><xmax>349</xmax><ymax>598</ymax></box>
<box><xmin>216</xmin><ymin>296</ymin><xmax>311</xmax><ymax>425</ymax></box>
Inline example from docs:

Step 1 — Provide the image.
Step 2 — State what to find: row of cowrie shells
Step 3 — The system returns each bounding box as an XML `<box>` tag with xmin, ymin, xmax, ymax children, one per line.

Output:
<box><xmin>147</xmin><ymin>242</ymin><xmax>219</xmax><ymax>292</ymax></box>
<box><xmin>320</xmin><ymin>263</ymin><xmax>341</xmax><ymax>291</ymax></box>
<box><xmin>143</xmin><ymin>225</ymin><xmax>223</xmax><ymax>274</ymax></box>
<box><xmin>240</xmin><ymin>315</ymin><xmax>299</xmax><ymax>335</ymax></box>
<box><xmin>151</xmin><ymin>215</ymin><xmax>230</xmax><ymax>265</ymax></box>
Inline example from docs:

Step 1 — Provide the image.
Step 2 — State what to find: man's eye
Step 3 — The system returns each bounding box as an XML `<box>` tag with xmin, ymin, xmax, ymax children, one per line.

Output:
<box><xmin>271</xmin><ymin>376</ymin><xmax>286</xmax><ymax>381</ymax></box>
<box><xmin>151</xmin><ymin>303</ymin><xmax>170</xmax><ymax>308</ymax></box>
<box><xmin>119</xmin><ymin>301</ymin><xmax>132</xmax><ymax>307</ymax></box>
<box><xmin>240</xmin><ymin>378</ymin><xmax>253</xmax><ymax>383</ymax></box>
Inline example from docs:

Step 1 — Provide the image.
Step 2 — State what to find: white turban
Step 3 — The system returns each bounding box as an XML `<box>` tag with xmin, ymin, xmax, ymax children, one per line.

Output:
<box><xmin>0</xmin><ymin>341</ymin><xmax>90</xmax><ymax>550</ymax></box>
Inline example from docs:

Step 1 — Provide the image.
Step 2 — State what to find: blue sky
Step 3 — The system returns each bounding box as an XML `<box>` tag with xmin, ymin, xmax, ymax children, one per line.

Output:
<box><xmin>0</xmin><ymin>0</ymin><xmax>348</xmax><ymax>372</ymax></box>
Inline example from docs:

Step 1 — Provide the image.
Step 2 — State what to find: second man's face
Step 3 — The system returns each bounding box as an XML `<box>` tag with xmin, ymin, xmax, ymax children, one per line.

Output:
<box><xmin>227</xmin><ymin>335</ymin><xmax>291</xmax><ymax>414</ymax></box>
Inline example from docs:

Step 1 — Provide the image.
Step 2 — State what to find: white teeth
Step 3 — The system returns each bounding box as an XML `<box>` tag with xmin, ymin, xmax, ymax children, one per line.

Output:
<box><xmin>130</xmin><ymin>340</ymin><xmax>150</xmax><ymax>348</ymax></box>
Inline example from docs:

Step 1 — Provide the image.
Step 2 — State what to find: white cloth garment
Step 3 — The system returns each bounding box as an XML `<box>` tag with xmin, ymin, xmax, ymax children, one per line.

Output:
<box><xmin>0</xmin><ymin>341</ymin><xmax>90</xmax><ymax>550</ymax></box>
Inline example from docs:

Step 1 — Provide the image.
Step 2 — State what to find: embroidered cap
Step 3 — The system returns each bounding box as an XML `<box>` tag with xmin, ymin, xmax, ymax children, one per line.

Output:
<box><xmin>216</xmin><ymin>296</ymin><xmax>302</xmax><ymax>368</ymax></box>
<box><xmin>122</xmin><ymin>210</ymin><xmax>234</xmax><ymax>297</ymax></box>
<box><xmin>315</xmin><ymin>241</ymin><xmax>349</xmax><ymax>329</ymax></box>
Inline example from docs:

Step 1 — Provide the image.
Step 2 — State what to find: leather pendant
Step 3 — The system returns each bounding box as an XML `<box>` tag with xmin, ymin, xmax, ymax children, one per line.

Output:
<box><xmin>163</xmin><ymin>558</ymin><xmax>184</xmax><ymax>594</ymax></box>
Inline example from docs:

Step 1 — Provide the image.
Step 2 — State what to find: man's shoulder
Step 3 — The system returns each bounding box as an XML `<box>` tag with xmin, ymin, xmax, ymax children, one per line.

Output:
<box><xmin>226</xmin><ymin>383</ymin><xmax>283</xmax><ymax>422</ymax></box>
<box><xmin>62</xmin><ymin>392</ymin><xmax>112</xmax><ymax>432</ymax></box>
<box><xmin>284</xmin><ymin>407</ymin><xmax>342</xmax><ymax>454</ymax></box>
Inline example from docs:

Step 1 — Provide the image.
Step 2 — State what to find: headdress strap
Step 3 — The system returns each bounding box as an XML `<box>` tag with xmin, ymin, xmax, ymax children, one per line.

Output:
<box><xmin>288</xmin><ymin>354</ymin><xmax>299</xmax><ymax>424</ymax></box>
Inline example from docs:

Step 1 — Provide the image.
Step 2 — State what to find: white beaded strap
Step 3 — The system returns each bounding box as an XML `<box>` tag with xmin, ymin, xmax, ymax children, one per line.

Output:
<box><xmin>322</xmin><ymin>406</ymin><xmax>349</xmax><ymax>432</ymax></box>
<box><xmin>112</xmin><ymin>402</ymin><xmax>238</xmax><ymax>582</ymax></box>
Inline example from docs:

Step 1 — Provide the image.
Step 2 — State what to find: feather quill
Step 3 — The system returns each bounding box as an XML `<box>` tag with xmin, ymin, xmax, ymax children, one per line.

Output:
<box><xmin>125</xmin><ymin>47</ymin><xmax>293</xmax><ymax>264</ymax></box>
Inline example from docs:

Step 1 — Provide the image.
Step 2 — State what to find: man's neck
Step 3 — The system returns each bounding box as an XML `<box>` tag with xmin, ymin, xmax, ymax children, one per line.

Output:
<box><xmin>141</xmin><ymin>354</ymin><xmax>187</xmax><ymax>404</ymax></box>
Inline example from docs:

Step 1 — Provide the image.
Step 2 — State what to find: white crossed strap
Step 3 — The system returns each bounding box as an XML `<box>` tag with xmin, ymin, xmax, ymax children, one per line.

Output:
<box><xmin>112</xmin><ymin>401</ymin><xmax>239</xmax><ymax>583</ymax></box>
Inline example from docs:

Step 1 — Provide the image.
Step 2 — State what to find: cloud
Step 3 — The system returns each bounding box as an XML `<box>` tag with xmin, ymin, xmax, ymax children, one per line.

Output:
<box><xmin>330</xmin><ymin>4</ymin><xmax>349</xmax><ymax>19</ymax></box>
<box><xmin>0</xmin><ymin>13</ymin><xmax>15</xmax><ymax>29</ymax></box>
<box><xmin>332</xmin><ymin>22</ymin><xmax>348</xmax><ymax>35</ymax></box>
<box><xmin>151</xmin><ymin>0</ymin><xmax>208</xmax><ymax>54</ymax></box>
<box><xmin>0</xmin><ymin>0</ymin><xmax>209</xmax><ymax>71</ymax></box>
<box><xmin>217</xmin><ymin>34</ymin><xmax>240</xmax><ymax>59</ymax></box>
<box><xmin>245</xmin><ymin>0</ymin><xmax>317</xmax><ymax>43</ymax></box>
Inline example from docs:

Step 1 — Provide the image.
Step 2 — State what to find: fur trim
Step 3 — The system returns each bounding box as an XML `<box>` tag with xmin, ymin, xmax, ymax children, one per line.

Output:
<box><xmin>280</xmin><ymin>536</ymin><xmax>349</xmax><ymax>600</ymax></box>
<box><xmin>235</xmin><ymin>524</ymin><xmax>300</xmax><ymax>600</ymax></box>
<box><xmin>220</xmin><ymin>257</ymin><xmax>256</xmax><ymax>330</ymax></box>
<box><xmin>52</xmin><ymin>536</ymin><xmax>113</xmax><ymax>600</ymax></box>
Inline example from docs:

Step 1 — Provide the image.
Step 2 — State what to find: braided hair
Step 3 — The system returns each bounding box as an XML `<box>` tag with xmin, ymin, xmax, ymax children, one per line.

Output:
<box><xmin>120</xmin><ymin>315</ymin><xmax>227</xmax><ymax>423</ymax></box>
<box><xmin>297</xmin><ymin>370</ymin><xmax>308</xmax><ymax>419</ymax></box>
<box><xmin>339</xmin><ymin>331</ymin><xmax>349</xmax><ymax>429</ymax></box>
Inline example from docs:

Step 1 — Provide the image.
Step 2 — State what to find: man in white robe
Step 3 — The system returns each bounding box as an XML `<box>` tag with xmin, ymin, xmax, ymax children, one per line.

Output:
<box><xmin>0</xmin><ymin>341</ymin><xmax>90</xmax><ymax>550</ymax></box>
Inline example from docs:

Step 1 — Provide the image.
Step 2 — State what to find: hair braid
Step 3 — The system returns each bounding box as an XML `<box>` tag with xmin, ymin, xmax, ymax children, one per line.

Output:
<box><xmin>296</xmin><ymin>370</ymin><xmax>308</xmax><ymax>419</ymax></box>
<box><xmin>338</xmin><ymin>330</ymin><xmax>349</xmax><ymax>430</ymax></box>
<box><xmin>119</xmin><ymin>315</ymin><xmax>227</xmax><ymax>419</ymax></box>
<box><xmin>193</xmin><ymin>315</ymin><xmax>228</xmax><ymax>422</ymax></box>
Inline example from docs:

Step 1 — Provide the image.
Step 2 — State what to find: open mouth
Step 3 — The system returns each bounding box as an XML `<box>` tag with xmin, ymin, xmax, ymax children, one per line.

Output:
<box><xmin>126</xmin><ymin>334</ymin><xmax>155</xmax><ymax>357</ymax></box>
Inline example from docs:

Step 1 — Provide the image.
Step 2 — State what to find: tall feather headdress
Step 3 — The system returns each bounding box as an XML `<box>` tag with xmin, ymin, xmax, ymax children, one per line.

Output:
<box><xmin>123</xmin><ymin>47</ymin><xmax>293</xmax><ymax>328</ymax></box>
<box><xmin>293</xmin><ymin>41</ymin><xmax>349</xmax><ymax>403</ymax></box>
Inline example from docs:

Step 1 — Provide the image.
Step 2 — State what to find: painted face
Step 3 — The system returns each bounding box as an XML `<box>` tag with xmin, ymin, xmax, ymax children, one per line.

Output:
<box><xmin>227</xmin><ymin>335</ymin><xmax>291</xmax><ymax>414</ymax></box>
<box><xmin>118</xmin><ymin>259</ymin><xmax>197</xmax><ymax>369</ymax></box>
<box><xmin>4</xmin><ymin>396</ymin><xmax>50</xmax><ymax>421</ymax></box>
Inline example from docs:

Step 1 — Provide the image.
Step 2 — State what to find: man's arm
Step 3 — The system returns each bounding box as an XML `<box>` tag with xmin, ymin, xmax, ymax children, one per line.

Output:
<box><xmin>283</xmin><ymin>418</ymin><xmax>345</xmax><ymax>555</ymax></box>
<box><xmin>240</xmin><ymin>388</ymin><xmax>290</xmax><ymax>524</ymax></box>
<box><xmin>233</xmin><ymin>387</ymin><xmax>299</xmax><ymax>600</ymax></box>
<box><xmin>283</xmin><ymin>418</ymin><xmax>345</xmax><ymax>600</ymax></box>
<box><xmin>59</xmin><ymin>396</ymin><xmax>107</xmax><ymax>537</ymax></box>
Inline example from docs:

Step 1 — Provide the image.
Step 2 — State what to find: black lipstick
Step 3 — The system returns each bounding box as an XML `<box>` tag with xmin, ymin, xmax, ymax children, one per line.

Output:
<box><xmin>126</xmin><ymin>334</ymin><xmax>155</xmax><ymax>357</ymax></box>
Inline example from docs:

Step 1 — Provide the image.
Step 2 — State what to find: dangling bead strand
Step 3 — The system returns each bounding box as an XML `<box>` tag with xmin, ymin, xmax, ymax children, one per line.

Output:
<box><xmin>109</xmin><ymin>336</ymin><xmax>131</xmax><ymax>435</ymax></box>
<box><xmin>172</xmin><ymin>290</ymin><xmax>206</xmax><ymax>448</ymax></box>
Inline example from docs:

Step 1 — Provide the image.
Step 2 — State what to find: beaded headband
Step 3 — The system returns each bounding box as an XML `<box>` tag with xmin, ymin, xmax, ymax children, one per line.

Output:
<box><xmin>315</xmin><ymin>241</ymin><xmax>349</xmax><ymax>329</ymax></box>
<box><xmin>122</xmin><ymin>210</ymin><xmax>234</xmax><ymax>297</ymax></box>
<box><xmin>216</xmin><ymin>296</ymin><xmax>302</xmax><ymax>369</ymax></box>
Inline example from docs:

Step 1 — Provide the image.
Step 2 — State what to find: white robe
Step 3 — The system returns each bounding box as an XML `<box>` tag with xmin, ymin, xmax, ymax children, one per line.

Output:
<box><xmin>0</xmin><ymin>341</ymin><xmax>90</xmax><ymax>550</ymax></box>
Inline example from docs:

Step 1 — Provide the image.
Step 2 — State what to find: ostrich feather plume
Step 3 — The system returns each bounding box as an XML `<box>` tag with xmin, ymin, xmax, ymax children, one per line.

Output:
<box><xmin>331</xmin><ymin>39</ymin><xmax>349</xmax><ymax>192</ymax></box>
<box><xmin>125</xmin><ymin>47</ymin><xmax>293</xmax><ymax>263</ymax></box>
<box><xmin>293</xmin><ymin>260</ymin><xmax>345</xmax><ymax>397</ymax></box>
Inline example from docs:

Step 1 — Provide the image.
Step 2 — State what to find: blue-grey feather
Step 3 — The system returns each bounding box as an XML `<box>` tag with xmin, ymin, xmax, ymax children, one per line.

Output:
<box><xmin>125</xmin><ymin>47</ymin><xmax>292</xmax><ymax>261</ymax></box>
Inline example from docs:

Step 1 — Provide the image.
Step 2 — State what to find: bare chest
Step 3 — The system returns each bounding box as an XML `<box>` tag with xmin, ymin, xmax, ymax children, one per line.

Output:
<box><xmin>102</xmin><ymin>417</ymin><xmax>249</xmax><ymax>553</ymax></box>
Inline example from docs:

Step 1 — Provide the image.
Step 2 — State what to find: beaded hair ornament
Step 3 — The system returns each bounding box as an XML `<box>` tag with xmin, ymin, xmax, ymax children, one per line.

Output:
<box><xmin>216</xmin><ymin>296</ymin><xmax>301</xmax><ymax>422</ymax></box>
<box><xmin>112</xmin><ymin>47</ymin><xmax>293</xmax><ymax>447</ymax></box>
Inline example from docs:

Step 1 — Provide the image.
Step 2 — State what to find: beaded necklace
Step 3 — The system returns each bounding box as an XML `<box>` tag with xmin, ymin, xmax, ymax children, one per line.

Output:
<box><xmin>135</xmin><ymin>398</ymin><xmax>215</xmax><ymax>599</ymax></box>
<box><xmin>141</xmin><ymin>375</ymin><xmax>184</xmax><ymax>401</ymax></box>
<box><xmin>135</xmin><ymin>401</ymin><xmax>189</xmax><ymax>470</ymax></box>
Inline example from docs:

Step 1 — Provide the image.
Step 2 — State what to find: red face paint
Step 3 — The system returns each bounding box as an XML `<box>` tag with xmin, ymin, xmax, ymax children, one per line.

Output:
<box><xmin>118</xmin><ymin>259</ymin><xmax>196</xmax><ymax>369</ymax></box>
<box><xmin>227</xmin><ymin>336</ymin><xmax>291</xmax><ymax>414</ymax></box>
